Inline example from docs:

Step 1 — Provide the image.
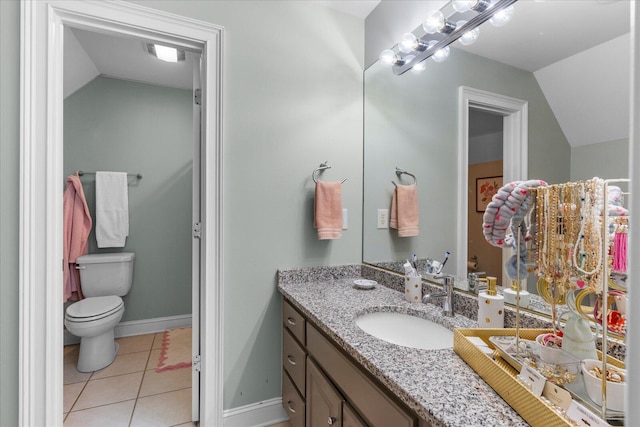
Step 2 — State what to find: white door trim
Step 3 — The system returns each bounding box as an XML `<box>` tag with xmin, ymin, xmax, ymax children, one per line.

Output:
<box><xmin>456</xmin><ymin>86</ymin><xmax>528</xmax><ymax>284</ymax></box>
<box><xmin>19</xmin><ymin>1</ymin><xmax>224</xmax><ymax>425</ymax></box>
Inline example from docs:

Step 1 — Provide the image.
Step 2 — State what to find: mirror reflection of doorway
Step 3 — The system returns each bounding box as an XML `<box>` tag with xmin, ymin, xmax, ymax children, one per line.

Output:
<box><xmin>467</xmin><ymin>108</ymin><xmax>504</xmax><ymax>282</ymax></box>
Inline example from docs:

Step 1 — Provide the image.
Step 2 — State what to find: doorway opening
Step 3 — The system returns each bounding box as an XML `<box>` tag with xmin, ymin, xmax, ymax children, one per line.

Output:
<box><xmin>20</xmin><ymin>2</ymin><xmax>223</xmax><ymax>425</ymax></box>
<box><xmin>467</xmin><ymin>109</ymin><xmax>504</xmax><ymax>281</ymax></box>
<box><xmin>456</xmin><ymin>86</ymin><xmax>528</xmax><ymax>287</ymax></box>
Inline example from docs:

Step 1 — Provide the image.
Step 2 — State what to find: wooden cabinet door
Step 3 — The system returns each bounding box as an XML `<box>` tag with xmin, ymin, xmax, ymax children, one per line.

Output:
<box><xmin>343</xmin><ymin>403</ymin><xmax>368</xmax><ymax>427</ymax></box>
<box><xmin>307</xmin><ymin>357</ymin><xmax>343</xmax><ymax>427</ymax></box>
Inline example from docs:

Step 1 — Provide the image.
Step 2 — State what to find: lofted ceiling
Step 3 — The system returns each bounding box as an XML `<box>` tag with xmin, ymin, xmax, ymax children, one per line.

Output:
<box><xmin>64</xmin><ymin>0</ymin><xmax>631</xmax><ymax>148</ymax></box>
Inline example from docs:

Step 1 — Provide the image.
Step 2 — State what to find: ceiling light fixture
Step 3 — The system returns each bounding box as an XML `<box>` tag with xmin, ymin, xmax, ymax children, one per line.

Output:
<box><xmin>379</xmin><ymin>0</ymin><xmax>517</xmax><ymax>75</ymax></box>
<box><xmin>146</xmin><ymin>43</ymin><xmax>186</xmax><ymax>63</ymax></box>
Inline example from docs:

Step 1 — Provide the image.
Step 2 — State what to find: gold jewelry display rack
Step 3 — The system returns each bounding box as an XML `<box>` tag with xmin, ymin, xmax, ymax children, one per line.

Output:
<box><xmin>454</xmin><ymin>178</ymin><xmax>629</xmax><ymax>426</ymax></box>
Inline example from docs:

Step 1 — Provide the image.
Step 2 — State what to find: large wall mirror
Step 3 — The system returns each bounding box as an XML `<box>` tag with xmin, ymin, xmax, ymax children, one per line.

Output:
<box><xmin>363</xmin><ymin>0</ymin><xmax>631</xmax><ymax>316</ymax></box>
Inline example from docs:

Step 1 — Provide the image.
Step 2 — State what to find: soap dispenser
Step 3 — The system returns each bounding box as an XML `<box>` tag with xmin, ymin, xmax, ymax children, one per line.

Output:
<box><xmin>477</xmin><ymin>277</ymin><xmax>504</xmax><ymax>328</ymax></box>
<box><xmin>503</xmin><ymin>279</ymin><xmax>530</xmax><ymax>309</ymax></box>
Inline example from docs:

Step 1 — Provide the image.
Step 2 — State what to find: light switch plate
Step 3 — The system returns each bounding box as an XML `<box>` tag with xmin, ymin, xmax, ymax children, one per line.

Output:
<box><xmin>377</xmin><ymin>209</ymin><xmax>388</xmax><ymax>229</ymax></box>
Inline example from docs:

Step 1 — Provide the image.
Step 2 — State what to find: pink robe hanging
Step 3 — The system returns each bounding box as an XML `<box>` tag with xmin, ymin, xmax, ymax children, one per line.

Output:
<box><xmin>63</xmin><ymin>173</ymin><xmax>92</xmax><ymax>302</ymax></box>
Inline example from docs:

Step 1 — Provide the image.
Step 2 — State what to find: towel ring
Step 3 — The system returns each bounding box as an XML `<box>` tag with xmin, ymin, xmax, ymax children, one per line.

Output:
<box><xmin>312</xmin><ymin>162</ymin><xmax>347</xmax><ymax>184</ymax></box>
<box><xmin>392</xmin><ymin>167</ymin><xmax>417</xmax><ymax>186</ymax></box>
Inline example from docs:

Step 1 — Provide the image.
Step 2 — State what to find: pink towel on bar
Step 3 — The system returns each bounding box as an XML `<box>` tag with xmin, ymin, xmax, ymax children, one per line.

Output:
<box><xmin>314</xmin><ymin>181</ymin><xmax>343</xmax><ymax>240</ymax></box>
<box><xmin>390</xmin><ymin>184</ymin><xmax>419</xmax><ymax>237</ymax></box>
<box><xmin>63</xmin><ymin>173</ymin><xmax>92</xmax><ymax>302</ymax></box>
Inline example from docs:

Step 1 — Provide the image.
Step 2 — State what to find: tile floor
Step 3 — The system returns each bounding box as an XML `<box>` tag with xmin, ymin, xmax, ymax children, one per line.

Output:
<box><xmin>64</xmin><ymin>332</ymin><xmax>193</xmax><ymax>427</ymax></box>
<box><xmin>65</xmin><ymin>332</ymin><xmax>292</xmax><ymax>427</ymax></box>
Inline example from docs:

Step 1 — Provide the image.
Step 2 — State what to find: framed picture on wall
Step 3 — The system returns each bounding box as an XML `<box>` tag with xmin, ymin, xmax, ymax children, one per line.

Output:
<box><xmin>476</xmin><ymin>176</ymin><xmax>502</xmax><ymax>212</ymax></box>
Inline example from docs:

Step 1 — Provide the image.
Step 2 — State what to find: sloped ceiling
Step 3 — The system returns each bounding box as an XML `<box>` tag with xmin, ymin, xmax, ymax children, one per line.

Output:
<box><xmin>454</xmin><ymin>0</ymin><xmax>630</xmax><ymax>147</ymax></box>
<box><xmin>64</xmin><ymin>27</ymin><xmax>195</xmax><ymax>98</ymax></box>
<box><xmin>65</xmin><ymin>1</ymin><xmax>630</xmax><ymax>147</ymax></box>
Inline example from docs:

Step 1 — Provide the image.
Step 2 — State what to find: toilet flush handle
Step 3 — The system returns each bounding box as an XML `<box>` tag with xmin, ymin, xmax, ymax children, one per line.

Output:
<box><xmin>75</xmin><ymin>265</ymin><xmax>86</xmax><ymax>270</ymax></box>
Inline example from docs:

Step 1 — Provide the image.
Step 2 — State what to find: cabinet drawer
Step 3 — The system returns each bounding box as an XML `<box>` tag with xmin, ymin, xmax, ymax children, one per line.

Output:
<box><xmin>283</xmin><ymin>370</ymin><xmax>306</xmax><ymax>427</ymax></box>
<box><xmin>307</xmin><ymin>324</ymin><xmax>417</xmax><ymax>427</ymax></box>
<box><xmin>283</xmin><ymin>328</ymin><xmax>306</xmax><ymax>397</ymax></box>
<box><xmin>283</xmin><ymin>300</ymin><xmax>306</xmax><ymax>345</ymax></box>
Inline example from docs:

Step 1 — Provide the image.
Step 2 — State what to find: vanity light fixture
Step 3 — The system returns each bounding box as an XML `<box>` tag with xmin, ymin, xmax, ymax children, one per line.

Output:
<box><xmin>380</xmin><ymin>0</ymin><xmax>518</xmax><ymax>75</ymax></box>
<box><xmin>145</xmin><ymin>43</ymin><xmax>186</xmax><ymax>63</ymax></box>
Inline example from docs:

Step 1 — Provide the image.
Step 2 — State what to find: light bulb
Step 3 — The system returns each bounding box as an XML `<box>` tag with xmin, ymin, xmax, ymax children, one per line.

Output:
<box><xmin>399</xmin><ymin>33</ymin><xmax>418</xmax><ymax>53</ymax></box>
<box><xmin>456</xmin><ymin>21</ymin><xmax>480</xmax><ymax>46</ymax></box>
<box><xmin>423</xmin><ymin>10</ymin><xmax>445</xmax><ymax>34</ymax></box>
<box><xmin>379</xmin><ymin>49</ymin><xmax>398</xmax><ymax>65</ymax></box>
<box><xmin>412</xmin><ymin>61</ymin><xmax>427</xmax><ymax>73</ymax></box>
<box><xmin>427</xmin><ymin>41</ymin><xmax>450</xmax><ymax>63</ymax></box>
<box><xmin>432</xmin><ymin>46</ymin><xmax>450</xmax><ymax>63</ymax></box>
<box><xmin>452</xmin><ymin>0</ymin><xmax>478</xmax><ymax>13</ymax></box>
<box><xmin>489</xmin><ymin>5</ymin><xmax>514</xmax><ymax>27</ymax></box>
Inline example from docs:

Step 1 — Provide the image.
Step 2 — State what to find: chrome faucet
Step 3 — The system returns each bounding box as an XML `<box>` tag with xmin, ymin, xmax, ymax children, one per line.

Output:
<box><xmin>422</xmin><ymin>274</ymin><xmax>455</xmax><ymax>317</ymax></box>
<box><xmin>467</xmin><ymin>271</ymin><xmax>486</xmax><ymax>294</ymax></box>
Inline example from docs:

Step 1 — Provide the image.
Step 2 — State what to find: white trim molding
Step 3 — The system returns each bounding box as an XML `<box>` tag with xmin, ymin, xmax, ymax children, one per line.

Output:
<box><xmin>456</xmin><ymin>86</ymin><xmax>528</xmax><ymax>284</ymax></box>
<box><xmin>223</xmin><ymin>398</ymin><xmax>289</xmax><ymax>427</ymax></box>
<box><xmin>19</xmin><ymin>1</ymin><xmax>224</xmax><ymax>425</ymax></box>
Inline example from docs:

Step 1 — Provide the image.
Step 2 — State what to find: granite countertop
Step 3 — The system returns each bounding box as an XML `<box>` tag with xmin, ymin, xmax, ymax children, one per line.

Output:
<box><xmin>278</xmin><ymin>267</ymin><xmax>529</xmax><ymax>427</ymax></box>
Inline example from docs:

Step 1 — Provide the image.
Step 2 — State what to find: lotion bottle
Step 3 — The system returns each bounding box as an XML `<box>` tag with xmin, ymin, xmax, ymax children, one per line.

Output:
<box><xmin>503</xmin><ymin>279</ymin><xmax>530</xmax><ymax>309</ymax></box>
<box><xmin>477</xmin><ymin>277</ymin><xmax>504</xmax><ymax>328</ymax></box>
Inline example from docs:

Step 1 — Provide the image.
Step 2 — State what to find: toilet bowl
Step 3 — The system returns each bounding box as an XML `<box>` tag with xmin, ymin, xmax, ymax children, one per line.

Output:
<box><xmin>64</xmin><ymin>252</ymin><xmax>135</xmax><ymax>372</ymax></box>
<box><xmin>65</xmin><ymin>295</ymin><xmax>125</xmax><ymax>372</ymax></box>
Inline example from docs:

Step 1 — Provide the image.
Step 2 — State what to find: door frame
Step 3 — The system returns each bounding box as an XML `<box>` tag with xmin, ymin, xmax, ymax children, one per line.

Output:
<box><xmin>456</xmin><ymin>86</ymin><xmax>528</xmax><ymax>284</ymax></box>
<box><xmin>19</xmin><ymin>1</ymin><xmax>224</xmax><ymax>425</ymax></box>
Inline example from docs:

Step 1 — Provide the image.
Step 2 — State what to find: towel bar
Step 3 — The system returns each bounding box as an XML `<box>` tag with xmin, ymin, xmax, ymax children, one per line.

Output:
<box><xmin>78</xmin><ymin>170</ymin><xmax>143</xmax><ymax>179</ymax></box>
<box><xmin>312</xmin><ymin>162</ymin><xmax>347</xmax><ymax>184</ymax></box>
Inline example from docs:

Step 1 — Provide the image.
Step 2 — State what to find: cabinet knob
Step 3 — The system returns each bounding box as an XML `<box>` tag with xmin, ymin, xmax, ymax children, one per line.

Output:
<box><xmin>327</xmin><ymin>416</ymin><xmax>337</xmax><ymax>425</ymax></box>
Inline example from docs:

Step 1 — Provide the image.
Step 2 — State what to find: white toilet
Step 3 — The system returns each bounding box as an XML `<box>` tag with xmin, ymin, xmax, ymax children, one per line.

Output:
<box><xmin>65</xmin><ymin>252</ymin><xmax>135</xmax><ymax>372</ymax></box>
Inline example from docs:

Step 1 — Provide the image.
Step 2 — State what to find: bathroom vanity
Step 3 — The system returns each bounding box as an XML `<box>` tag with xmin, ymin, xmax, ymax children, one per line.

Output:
<box><xmin>278</xmin><ymin>265</ymin><xmax>529</xmax><ymax>427</ymax></box>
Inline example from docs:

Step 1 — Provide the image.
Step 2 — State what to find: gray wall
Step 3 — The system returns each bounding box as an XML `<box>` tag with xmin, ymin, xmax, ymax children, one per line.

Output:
<box><xmin>571</xmin><ymin>138</ymin><xmax>630</xmax><ymax>182</ymax></box>
<box><xmin>0</xmin><ymin>0</ymin><xmax>20</xmax><ymax>425</ymax></box>
<box><xmin>363</xmin><ymin>48</ymin><xmax>570</xmax><ymax>265</ymax></box>
<box><xmin>0</xmin><ymin>1</ymin><xmax>364</xmax><ymax>423</ymax></box>
<box><xmin>64</xmin><ymin>76</ymin><xmax>193</xmax><ymax>322</ymax></box>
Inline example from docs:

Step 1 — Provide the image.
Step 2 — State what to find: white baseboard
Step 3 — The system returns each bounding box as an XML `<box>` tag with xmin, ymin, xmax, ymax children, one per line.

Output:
<box><xmin>223</xmin><ymin>397</ymin><xmax>289</xmax><ymax>427</ymax></box>
<box><xmin>63</xmin><ymin>314</ymin><xmax>192</xmax><ymax>345</ymax></box>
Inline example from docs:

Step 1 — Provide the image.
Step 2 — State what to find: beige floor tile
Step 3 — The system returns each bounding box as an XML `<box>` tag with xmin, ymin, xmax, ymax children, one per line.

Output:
<box><xmin>152</xmin><ymin>331</ymin><xmax>166</xmax><ymax>350</ymax></box>
<box><xmin>139</xmin><ymin>367</ymin><xmax>192</xmax><ymax>397</ymax></box>
<box><xmin>63</xmin><ymin>382</ymin><xmax>85</xmax><ymax>413</ymax></box>
<box><xmin>73</xmin><ymin>371</ymin><xmax>143</xmax><ymax>410</ymax></box>
<box><xmin>64</xmin><ymin>362</ymin><xmax>92</xmax><ymax>385</ymax></box>
<box><xmin>63</xmin><ymin>345</ymin><xmax>80</xmax><ymax>364</ymax></box>
<box><xmin>130</xmin><ymin>388</ymin><xmax>191</xmax><ymax>427</ymax></box>
<box><xmin>116</xmin><ymin>334</ymin><xmax>155</xmax><ymax>354</ymax></box>
<box><xmin>91</xmin><ymin>351</ymin><xmax>149</xmax><ymax>379</ymax></box>
<box><xmin>146</xmin><ymin>348</ymin><xmax>162</xmax><ymax>371</ymax></box>
<box><xmin>64</xmin><ymin>400</ymin><xmax>135</xmax><ymax>427</ymax></box>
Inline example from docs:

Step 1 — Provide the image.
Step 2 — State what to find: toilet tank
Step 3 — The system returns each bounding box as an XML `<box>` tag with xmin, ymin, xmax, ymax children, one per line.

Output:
<box><xmin>76</xmin><ymin>253</ymin><xmax>135</xmax><ymax>297</ymax></box>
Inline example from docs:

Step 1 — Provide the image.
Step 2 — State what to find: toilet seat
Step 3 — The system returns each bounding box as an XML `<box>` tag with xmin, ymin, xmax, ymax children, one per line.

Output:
<box><xmin>66</xmin><ymin>296</ymin><xmax>124</xmax><ymax>322</ymax></box>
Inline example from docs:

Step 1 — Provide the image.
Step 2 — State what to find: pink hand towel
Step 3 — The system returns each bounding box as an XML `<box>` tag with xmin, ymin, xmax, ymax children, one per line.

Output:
<box><xmin>314</xmin><ymin>181</ymin><xmax>343</xmax><ymax>240</ymax></box>
<box><xmin>390</xmin><ymin>184</ymin><xmax>419</xmax><ymax>237</ymax></box>
<box><xmin>63</xmin><ymin>173</ymin><xmax>92</xmax><ymax>302</ymax></box>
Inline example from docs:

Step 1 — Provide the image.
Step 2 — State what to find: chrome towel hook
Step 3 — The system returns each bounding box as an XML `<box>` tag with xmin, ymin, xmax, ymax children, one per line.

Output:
<box><xmin>312</xmin><ymin>161</ymin><xmax>347</xmax><ymax>183</ymax></box>
<box><xmin>392</xmin><ymin>167</ymin><xmax>417</xmax><ymax>186</ymax></box>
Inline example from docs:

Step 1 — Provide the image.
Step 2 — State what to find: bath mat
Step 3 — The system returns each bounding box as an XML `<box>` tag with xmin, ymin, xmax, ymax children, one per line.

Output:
<box><xmin>156</xmin><ymin>327</ymin><xmax>192</xmax><ymax>373</ymax></box>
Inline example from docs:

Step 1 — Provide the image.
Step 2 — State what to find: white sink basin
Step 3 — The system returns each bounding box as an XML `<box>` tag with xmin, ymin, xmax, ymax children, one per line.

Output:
<box><xmin>355</xmin><ymin>311</ymin><xmax>453</xmax><ymax>350</ymax></box>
